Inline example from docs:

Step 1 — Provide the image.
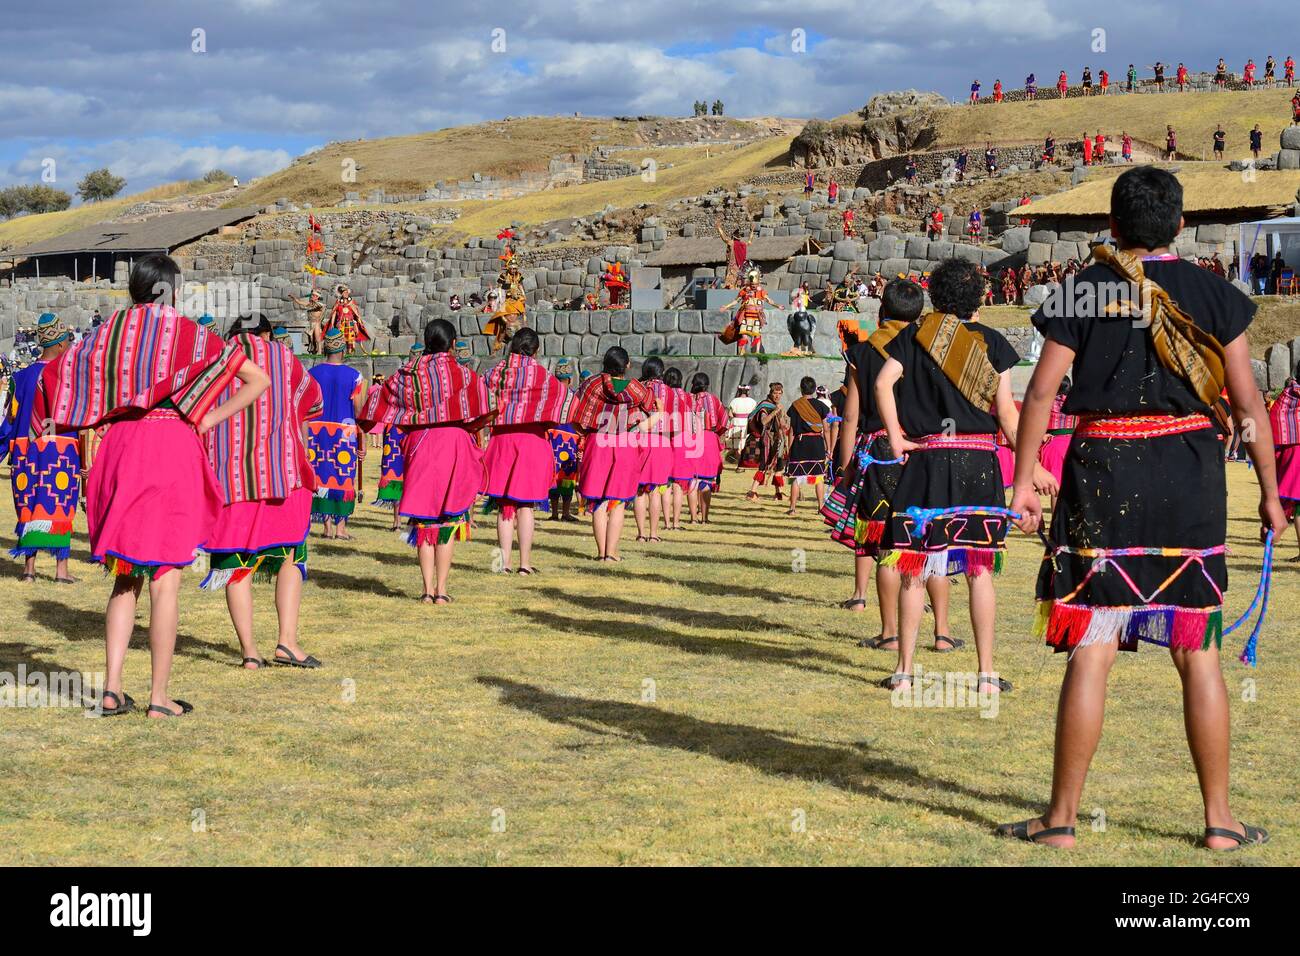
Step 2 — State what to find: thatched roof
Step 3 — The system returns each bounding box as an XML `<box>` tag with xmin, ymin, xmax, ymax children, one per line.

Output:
<box><xmin>10</xmin><ymin>207</ymin><xmax>260</xmax><ymax>258</ymax></box>
<box><xmin>643</xmin><ymin>234</ymin><xmax>817</xmax><ymax>267</ymax></box>
<box><xmin>1017</xmin><ymin>169</ymin><xmax>1300</xmax><ymax>219</ymax></box>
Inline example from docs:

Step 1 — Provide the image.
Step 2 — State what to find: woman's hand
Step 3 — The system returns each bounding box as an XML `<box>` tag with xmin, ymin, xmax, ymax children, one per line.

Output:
<box><xmin>197</xmin><ymin>411</ymin><xmax>217</xmax><ymax>436</ymax></box>
<box><xmin>889</xmin><ymin>436</ymin><xmax>921</xmax><ymax>461</ymax></box>
<box><xmin>1032</xmin><ymin>463</ymin><xmax>1059</xmax><ymax>496</ymax></box>
<box><xmin>1010</xmin><ymin>483</ymin><xmax>1043</xmax><ymax>534</ymax></box>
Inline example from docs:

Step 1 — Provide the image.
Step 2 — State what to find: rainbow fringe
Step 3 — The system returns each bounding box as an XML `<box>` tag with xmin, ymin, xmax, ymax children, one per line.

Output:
<box><xmin>406</xmin><ymin>521</ymin><xmax>471</xmax><ymax>547</ymax></box>
<box><xmin>1035</xmin><ymin>600</ymin><xmax>1223</xmax><ymax>652</ymax></box>
<box><xmin>879</xmin><ymin>547</ymin><xmax>1004</xmax><ymax>580</ymax></box>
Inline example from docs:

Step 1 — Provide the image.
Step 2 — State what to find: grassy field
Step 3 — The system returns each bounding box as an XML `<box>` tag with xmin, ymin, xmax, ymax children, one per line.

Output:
<box><xmin>0</xmin><ymin>454</ymin><xmax>1292</xmax><ymax>866</ymax></box>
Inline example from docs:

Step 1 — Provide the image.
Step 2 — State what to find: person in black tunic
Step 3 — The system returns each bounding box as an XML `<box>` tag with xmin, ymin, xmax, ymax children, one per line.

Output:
<box><xmin>875</xmin><ymin>259</ymin><xmax>1056</xmax><ymax>695</ymax></box>
<box><xmin>1000</xmin><ymin>165</ymin><xmax>1285</xmax><ymax>850</ymax></box>
<box><xmin>823</xmin><ymin>279</ymin><xmax>952</xmax><ymax>648</ymax></box>
<box><xmin>784</xmin><ymin>377</ymin><xmax>830</xmax><ymax>515</ymax></box>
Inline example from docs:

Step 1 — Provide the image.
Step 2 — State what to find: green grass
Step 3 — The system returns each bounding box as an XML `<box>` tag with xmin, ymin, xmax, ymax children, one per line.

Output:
<box><xmin>0</xmin><ymin>460</ymin><xmax>1292</xmax><ymax>865</ymax></box>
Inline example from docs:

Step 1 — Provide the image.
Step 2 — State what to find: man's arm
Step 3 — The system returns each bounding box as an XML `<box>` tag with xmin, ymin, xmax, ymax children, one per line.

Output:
<box><xmin>1224</xmin><ymin>335</ymin><xmax>1288</xmax><ymax>536</ymax></box>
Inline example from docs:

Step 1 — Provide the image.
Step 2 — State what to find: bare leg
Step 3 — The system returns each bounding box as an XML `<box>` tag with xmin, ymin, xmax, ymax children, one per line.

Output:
<box><xmin>648</xmin><ymin>490</ymin><xmax>662</xmax><ymax>538</ymax></box>
<box><xmin>814</xmin><ymin>481</ymin><xmax>827</xmax><ymax>510</ymax></box>
<box><xmin>516</xmin><ymin>507</ymin><xmax>535</xmax><ymax>570</ymax></box>
<box><xmin>1172</xmin><ymin>646</ymin><xmax>1247</xmax><ymax>848</ymax></box>
<box><xmin>633</xmin><ymin>493</ymin><xmax>649</xmax><ymax>539</ymax></box>
<box><xmin>786</xmin><ymin>482</ymin><xmax>800</xmax><ymax>514</ymax></box>
<box><xmin>848</xmin><ymin>554</ymin><xmax>872</xmax><ymax>607</ymax></box>
<box><xmin>104</xmin><ymin>575</ymin><xmax>143</xmax><ymax>707</ymax></box>
<box><xmin>605</xmin><ymin>502</ymin><xmax>627</xmax><ymax>560</ymax></box>
<box><xmin>591</xmin><ymin>505</ymin><xmax>609</xmax><ymax>559</ymax></box>
<box><xmin>875</xmin><ymin>561</ymin><xmax>899</xmax><ymax>636</ymax></box>
<box><xmin>225</xmin><ymin>576</ymin><xmax>259</xmax><ymax>666</ymax></box>
<box><xmin>927</xmin><ymin>573</ymin><xmax>952</xmax><ymax>640</ymax></box>
<box><xmin>967</xmin><ymin>571</ymin><xmax>997</xmax><ymax>677</ymax></box>
<box><xmin>434</xmin><ymin>541</ymin><xmax>455</xmax><ymax>596</ymax></box>
<box><xmin>146</xmin><ymin>569</ymin><xmax>183</xmax><ymax>714</ymax></box>
<box><xmin>700</xmin><ymin>487</ymin><xmax>712</xmax><ymax>521</ymax></box>
<box><xmin>275</xmin><ymin>560</ymin><xmax>306</xmax><ymax>657</ymax></box>
<box><xmin>417</xmin><ymin>541</ymin><xmax>437</xmax><ymax>595</ymax></box>
<box><xmin>496</xmin><ymin>512</ymin><xmax>515</xmax><ymax>570</ymax></box>
<box><xmin>22</xmin><ymin>554</ymin><xmax>36</xmax><ymax>579</ymax></box>
<box><xmin>55</xmin><ymin>556</ymin><xmax>74</xmax><ymax>581</ymax></box>
<box><xmin>894</xmin><ymin>574</ymin><xmax>926</xmax><ymax>687</ymax></box>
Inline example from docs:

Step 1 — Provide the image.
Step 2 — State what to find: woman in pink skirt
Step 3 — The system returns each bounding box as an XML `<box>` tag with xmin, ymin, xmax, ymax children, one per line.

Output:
<box><xmin>663</xmin><ymin>368</ymin><xmax>694</xmax><ymax>530</ymax></box>
<box><xmin>632</xmin><ymin>357</ymin><xmax>677</xmax><ymax>542</ymax></box>
<box><xmin>202</xmin><ymin>314</ymin><xmax>325</xmax><ymax>669</ymax></box>
<box><xmin>361</xmin><ymin>319</ymin><xmax>492</xmax><ymax>603</ymax></box>
<box><xmin>35</xmin><ymin>255</ymin><xmax>269</xmax><ymax>717</ymax></box>
<box><xmin>1037</xmin><ymin>377</ymin><xmax>1076</xmax><ymax>510</ymax></box>
<box><xmin>1269</xmin><ymin>372</ymin><xmax>1300</xmax><ymax>558</ymax></box>
<box><xmin>483</xmin><ymin>329</ymin><xmax>572</xmax><ymax>574</ymax></box>
<box><xmin>570</xmin><ymin>347</ymin><xmax>659</xmax><ymax>561</ymax></box>
<box><xmin>688</xmin><ymin>373</ymin><xmax>728</xmax><ymax>523</ymax></box>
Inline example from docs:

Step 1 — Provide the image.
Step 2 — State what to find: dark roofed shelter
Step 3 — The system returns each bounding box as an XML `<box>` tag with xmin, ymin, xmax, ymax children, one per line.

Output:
<box><xmin>5</xmin><ymin>207</ymin><xmax>260</xmax><ymax>280</ymax></box>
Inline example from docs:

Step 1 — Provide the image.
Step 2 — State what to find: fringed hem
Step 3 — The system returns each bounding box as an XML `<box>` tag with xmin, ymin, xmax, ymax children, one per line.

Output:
<box><xmin>310</xmin><ymin>498</ymin><xmax>357</xmax><ymax>522</ymax></box>
<box><xmin>10</xmin><ymin>545</ymin><xmax>72</xmax><ymax>560</ymax></box>
<box><xmin>481</xmin><ymin>496</ymin><xmax>551</xmax><ymax>520</ymax></box>
<box><xmin>199</xmin><ymin>545</ymin><xmax>308</xmax><ymax>590</ymax></box>
<box><xmin>100</xmin><ymin>556</ymin><xmax>188</xmax><ymax>580</ymax></box>
<box><xmin>1035</xmin><ymin>600</ymin><xmax>1224</xmax><ymax>652</ymax></box>
<box><xmin>879</xmin><ymin>547</ymin><xmax>1005</xmax><ymax>580</ymax></box>
<box><xmin>406</xmin><ymin>522</ymin><xmax>471</xmax><ymax>547</ymax></box>
<box><xmin>585</xmin><ymin>496</ymin><xmax>634</xmax><ymax>514</ymax></box>
<box><xmin>372</xmin><ymin>482</ymin><xmax>403</xmax><ymax>506</ymax></box>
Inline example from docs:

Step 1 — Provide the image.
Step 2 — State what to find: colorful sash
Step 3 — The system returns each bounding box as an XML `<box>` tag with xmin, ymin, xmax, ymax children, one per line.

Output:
<box><xmin>791</xmin><ymin>396</ymin><xmax>826</xmax><ymax>431</ymax></box>
<box><xmin>913</xmin><ymin>312</ymin><xmax>1000</xmax><ymax>410</ymax></box>
<box><xmin>9</xmin><ymin>435</ymin><xmax>80</xmax><ymax>559</ymax></box>
<box><xmin>1269</xmin><ymin>384</ymin><xmax>1300</xmax><ymax>447</ymax></box>
<box><xmin>306</xmin><ymin>421</ymin><xmax>359</xmax><ymax>520</ymax></box>
<box><xmin>1093</xmin><ymin>245</ymin><xmax>1228</xmax><ymax>423</ymax></box>
<box><xmin>1075</xmin><ymin>414</ymin><xmax>1211</xmax><ymax>440</ymax></box>
<box><xmin>374</xmin><ymin>426</ymin><xmax>406</xmax><ymax>507</ymax></box>
<box><xmin>360</xmin><ymin>351</ymin><xmax>491</xmax><ymax>430</ymax></box>
<box><xmin>867</xmin><ymin>318</ymin><xmax>908</xmax><ymax>359</ymax></box>
<box><xmin>568</xmin><ymin>374</ymin><xmax>655</xmax><ymax>433</ymax></box>
<box><xmin>487</xmin><ymin>353</ymin><xmax>573</xmax><ymax>426</ymax></box>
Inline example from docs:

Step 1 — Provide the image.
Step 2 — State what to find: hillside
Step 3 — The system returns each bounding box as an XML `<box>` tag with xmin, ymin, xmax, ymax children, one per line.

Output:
<box><xmin>0</xmin><ymin>179</ymin><xmax>232</xmax><ymax>251</ymax></box>
<box><xmin>233</xmin><ymin>115</ymin><xmax>790</xmax><ymax>209</ymax></box>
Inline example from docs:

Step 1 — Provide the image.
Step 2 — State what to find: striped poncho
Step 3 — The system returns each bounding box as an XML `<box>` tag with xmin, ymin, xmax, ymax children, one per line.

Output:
<box><xmin>34</xmin><ymin>304</ymin><xmax>245</xmax><ymax>431</ymax></box>
<box><xmin>567</xmin><ymin>373</ymin><xmax>656</xmax><ymax>433</ymax></box>
<box><xmin>204</xmin><ymin>334</ymin><xmax>323</xmax><ymax>504</ymax></box>
<box><xmin>1270</xmin><ymin>383</ymin><xmax>1300</xmax><ymax>447</ymax></box>
<box><xmin>485</xmin><ymin>353</ymin><xmax>573</xmax><ymax>426</ymax></box>
<box><xmin>360</xmin><ymin>350</ymin><xmax>492</xmax><ymax>429</ymax></box>
<box><xmin>694</xmin><ymin>390</ymin><xmax>729</xmax><ymax>434</ymax></box>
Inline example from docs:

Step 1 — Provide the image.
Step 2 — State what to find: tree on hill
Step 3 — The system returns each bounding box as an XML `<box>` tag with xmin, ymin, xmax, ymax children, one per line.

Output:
<box><xmin>0</xmin><ymin>184</ymin><xmax>72</xmax><ymax>218</ymax></box>
<box><xmin>203</xmin><ymin>168</ymin><xmax>234</xmax><ymax>183</ymax></box>
<box><xmin>76</xmin><ymin>168</ymin><xmax>127</xmax><ymax>203</ymax></box>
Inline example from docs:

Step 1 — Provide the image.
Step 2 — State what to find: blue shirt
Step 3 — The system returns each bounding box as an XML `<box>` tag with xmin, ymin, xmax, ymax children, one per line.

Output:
<box><xmin>308</xmin><ymin>362</ymin><xmax>363</xmax><ymax>424</ymax></box>
<box><xmin>0</xmin><ymin>361</ymin><xmax>46</xmax><ymax>463</ymax></box>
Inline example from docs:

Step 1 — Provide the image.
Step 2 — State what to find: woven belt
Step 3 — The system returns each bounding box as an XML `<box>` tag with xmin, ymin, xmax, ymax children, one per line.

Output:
<box><xmin>1075</xmin><ymin>414</ymin><xmax>1212</xmax><ymax>440</ymax></box>
<box><xmin>914</xmin><ymin>432</ymin><xmax>997</xmax><ymax>453</ymax></box>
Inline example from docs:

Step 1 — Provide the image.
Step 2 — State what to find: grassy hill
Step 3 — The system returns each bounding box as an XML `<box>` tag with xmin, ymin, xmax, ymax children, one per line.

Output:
<box><xmin>233</xmin><ymin>115</ymin><xmax>780</xmax><ymax>210</ymax></box>
<box><xmin>0</xmin><ymin>179</ymin><xmax>230</xmax><ymax>251</ymax></box>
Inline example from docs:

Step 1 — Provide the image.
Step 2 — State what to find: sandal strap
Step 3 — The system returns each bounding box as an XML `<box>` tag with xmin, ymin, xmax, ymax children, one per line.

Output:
<box><xmin>1204</xmin><ymin>826</ymin><xmax>1248</xmax><ymax>844</ymax></box>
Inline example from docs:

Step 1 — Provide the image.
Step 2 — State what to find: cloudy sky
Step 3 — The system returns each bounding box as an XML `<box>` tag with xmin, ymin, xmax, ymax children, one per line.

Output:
<box><xmin>2</xmin><ymin>0</ymin><xmax>1293</xmax><ymax>199</ymax></box>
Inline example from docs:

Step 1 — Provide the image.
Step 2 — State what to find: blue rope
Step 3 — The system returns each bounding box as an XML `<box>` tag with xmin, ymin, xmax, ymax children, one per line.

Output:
<box><xmin>1228</xmin><ymin>530</ymin><xmax>1273</xmax><ymax>667</ymax></box>
<box><xmin>856</xmin><ymin>449</ymin><xmax>905</xmax><ymax>469</ymax></box>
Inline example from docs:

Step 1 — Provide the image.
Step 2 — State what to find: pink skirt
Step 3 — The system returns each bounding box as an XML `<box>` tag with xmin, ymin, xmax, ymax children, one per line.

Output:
<box><xmin>995</xmin><ymin>445</ymin><xmax>1015</xmax><ymax>488</ymax></box>
<box><xmin>670</xmin><ymin>437</ymin><xmax>694</xmax><ymax>482</ymax></box>
<box><xmin>399</xmin><ymin>423</ymin><xmax>485</xmax><ymax>523</ymax></box>
<box><xmin>483</xmin><ymin>424</ymin><xmax>555</xmax><ymax>505</ymax></box>
<box><xmin>206</xmin><ymin>486</ymin><xmax>313</xmax><ymax>553</ymax></box>
<box><xmin>695</xmin><ymin>431</ymin><xmax>723</xmax><ymax>479</ymax></box>
<box><xmin>87</xmin><ymin>409</ymin><xmax>223</xmax><ymax>576</ymax></box>
<box><xmin>1038</xmin><ymin>434</ymin><xmax>1072</xmax><ymax>484</ymax></box>
<box><xmin>638</xmin><ymin>435</ymin><xmax>675</xmax><ymax>490</ymax></box>
<box><xmin>580</xmin><ymin>433</ymin><xmax>648</xmax><ymax>506</ymax></box>
<box><xmin>1277</xmin><ymin>444</ymin><xmax>1300</xmax><ymax>502</ymax></box>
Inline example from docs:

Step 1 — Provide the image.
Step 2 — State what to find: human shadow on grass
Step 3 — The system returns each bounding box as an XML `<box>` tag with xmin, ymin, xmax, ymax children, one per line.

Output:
<box><xmin>513</xmin><ymin>607</ymin><xmax>871</xmax><ymax>684</ymax></box>
<box><xmin>307</xmin><ymin>566</ymin><xmax>412</xmax><ymax>599</ymax></box>
<box><xmin>25</xmin><ymin>599</ymin><xmax>231</xmax><ymax>662</ymax></box>
<box><xmin>475</xmin><ymin>675</ymin><xmax>1043</xmax><ymax>830</ymax></box>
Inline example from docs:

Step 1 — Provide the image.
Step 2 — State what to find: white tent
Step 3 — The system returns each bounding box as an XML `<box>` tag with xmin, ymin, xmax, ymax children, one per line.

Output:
<box><xmin>1238</xmin><ymin>217</ymin><xmax>1300</xmax><ymax>291</ymax></box>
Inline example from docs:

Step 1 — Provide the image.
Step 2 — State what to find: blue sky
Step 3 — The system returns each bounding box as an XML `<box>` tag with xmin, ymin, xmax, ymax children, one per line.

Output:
<box><xmin>2</xmin><ymin>0</ymin><xmax>1295</xmax><ymax>201</ymax></box>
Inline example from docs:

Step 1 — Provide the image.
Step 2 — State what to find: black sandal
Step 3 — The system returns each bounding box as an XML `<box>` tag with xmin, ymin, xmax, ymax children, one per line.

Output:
<box><xmin>977</xmin><ymin>674</ymin><xmax>1013</xmax><ymax>693</ymax></box>
<box><xmin>995</xmin><ymin>818</ymin><xmax>1075</xmax><ymax>844</ymax></box>
<box><xmin>859</xmin><ymin>634</ymin><xmax>899</xmax><ymax>650</ymax></box>
<box><xmin>1203</xmin><ymin>823</ymin><xmax>1269</xmax><ymax>850</ymax></box>
<box><xmin>147</xmin><ymin>699</ymin><xmax>194</xmax><ymax>718</ymax></box>
<box><xmin>419</xmin><ymin>593</ymin><xmax>436</xmax><ymax>603</ymax></box>
<box><xmin>273</xmin><ymin>644</ymin><xmax>322</xmax><ymax>668</ymax></box>
<box><xmin>19</xmin><ymin>573</ymin><xmax>36</xmax><ymax>583</ymax></box>
<box><xmin>878</xmin><ymin>673</ymin><xmax>912</xmax><ymax>689</ymax></box>
<box><xmin>932</xmin><ymin>635</ymin><xmax>966</xmax><ymax>653</ymax></box>
<box><xmin>242</xmin><ymin>657</ymin><xmax>269</xmax><ymax>669</ymax></box>
<box><xmin>55</xmin><ymin>576</ymin><xmax>78</xmax><ymax>585</ymax></box>
<box><xmin>432</xmin><ymin>594</ymin><xmax>452</xmax><ymax>605</ymax></box>
<box><xmin>840</xmin><ymin>598</ymin><xmax>867</xmax><ymax>610</ymax></box>
<box><xmin>98</xmin><ymin>690</ymin><xmax>135</xmax><ymax>717</ymax></box>
<box><xmin>517</xmin><ymin>567</ymin><xmax>539</xmax><ymax>575</ymax></box>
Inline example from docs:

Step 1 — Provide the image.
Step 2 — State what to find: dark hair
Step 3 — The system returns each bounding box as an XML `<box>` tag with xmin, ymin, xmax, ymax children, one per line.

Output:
<box><xmin>690</xmin><ymin>372</ymin><xmax>710</xmax><ymax>394</ymax></box>
<box><xmin>602</xmin><ymin>346</ymin><xmax>630</xmax><ymax>375</ymax></box>
<box><xmin>799</xmin><ymin>376</ymin><xmax>816</xmax><ymax>396</ymax></box>
<box><xmin>640</xmin><ymin>356</ymin><xmax>665</xmax><ymax>382</ymax></box>
<box><xmin>1058</xmin><ymin>375</ymin><xmax>1072</xmax><ymax>395</ymax></box>
<box><xmin>927</xmin><ymin>258</ymin><xmax>984</xmax><ymax>318</ymax></box>
<box><xmin>423</xmin><ymin>318</ymin><xmax>457</xmax><ymax>354</ymax></box>
<box><xmin>129</xmin><ymin>253</ymin><xmax>182</xmax><ymax>306</ymax></box>
<box><xmin>509</xmin><ymin>327</ymin><xmax>540</xmax><ymax>356</ymax></box>
<box><xmin>230</xmin><ymin>311</ymin><xmax>272</xmax><ymax>339</ymax></box>
<box><xmin>663</xmin><ymin>367</ymin><xmax>683</xmax><ymax>389</ymax></box>
<box><xmin>880</xmin><ymin>277</ymin><xmax>925</xmax><ymax>323</ymax></box>
<box><xmin>1110</xmin><ymin>166</ymin><xmax>1182</xmax><ymax>250</ymax></box>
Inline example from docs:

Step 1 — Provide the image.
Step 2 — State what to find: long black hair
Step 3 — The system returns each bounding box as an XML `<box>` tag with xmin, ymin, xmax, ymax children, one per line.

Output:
<box><xmin>663</xmin><ymin>367</ymin><xmax>683</xmax><ymax>389</ymax></box>
<box><xmin>690</xmin><ymin>372</ymin><xmax>710</xmax><ymax>394</ymax></box>
<box><xmin>129</xmin><ymin>253</ymin><xmax>182</xmax><ymax>306</ymax></box>
<box><xmin>640</xmin><ymin>356</ymin><xmax>665</xmax><ymax>382</ymax></box>
<box><xmin>423</xmin><ymin>318</ymin><xmax>457</xmax><ymax>354</ymax></box>
<box><xmin>602</xmin><ymin>346</ymin><xmax>630</xmax><ymax>375</ymax></box>
<box><xmin>510</xmin><ymin>327</ymin><xmax>540</xmax><ymax>356</ymax></box>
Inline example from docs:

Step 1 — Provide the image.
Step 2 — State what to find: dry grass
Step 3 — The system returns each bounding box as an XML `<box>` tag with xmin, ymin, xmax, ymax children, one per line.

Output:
<box><xmin>0</xmin><ymin>180</ymin><xmax>229</xmax><ymax>251</ymax></box>
<box><xmin>0</xmin><ymin>455</ymin><xmax>1293</xmax><ymax>865</ymax></box>
<box><xmin>1018</xmin><ymin>167</ymin><xmax>1300</xmax><ymax>217</ymax></box>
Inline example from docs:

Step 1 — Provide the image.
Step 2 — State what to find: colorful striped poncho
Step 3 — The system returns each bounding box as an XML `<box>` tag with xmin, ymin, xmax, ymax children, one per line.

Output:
<box><xmin>1270</xmin><ymin>383</ymin><xmax>1300</xmax><ymax>447</ymax></box>
<box><xmin>694</xmin><ymin>390</ymin><xmax>729</xmax><ymax>434</ymax></box>
<box><xmin>360</xmin><ymin>351</ymin><xmax>492</xmax><ymax>429</ymax></box>
<box><xmin>568</xmin><ymin>373</ymin><xmax>656</xmax><ymax>433</ymax></box>
<box><xmin>1047</xmin><ymin>393</ymin><xmax>1080</xmax><ymax>433</ymax></box>
<box><xmin>485</xmin><ymin>353</ymin><xmax>573</xmax><ymax>426</ymax></box>
<box><xmin>1</xmin><ymin>361</ymin><xmax>46</xmax><ymax>463</ymax></box>
<box><xmin>33</xmin><ymin>304</ymin><xmax>245</xmax><ymax>432</ymax></box>
<box><xmin>204</xmin><ymin>334</ymin><xmax>323</xmax><ymax>504</ymax></box>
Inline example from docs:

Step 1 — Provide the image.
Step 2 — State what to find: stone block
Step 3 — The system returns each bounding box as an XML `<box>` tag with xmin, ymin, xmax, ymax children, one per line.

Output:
<box><xmin>1027</xmin><ymin>242</ymin><xmax>1052</xmax><ymax>266</ymax></box>
<box><xmin>1001</xmin><ymin>227</ymin><xmax>1031</xmax><ymax>254</ymax></box>
<box><xmin>690</xmin><ymin>334</ymin><xmax>716</xmax><ymax>355</ymax></box>
<box><xmin>1267</xmin><ymin>343</ymin><xmax>1291</xmax><ymax>389</ymax></box>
